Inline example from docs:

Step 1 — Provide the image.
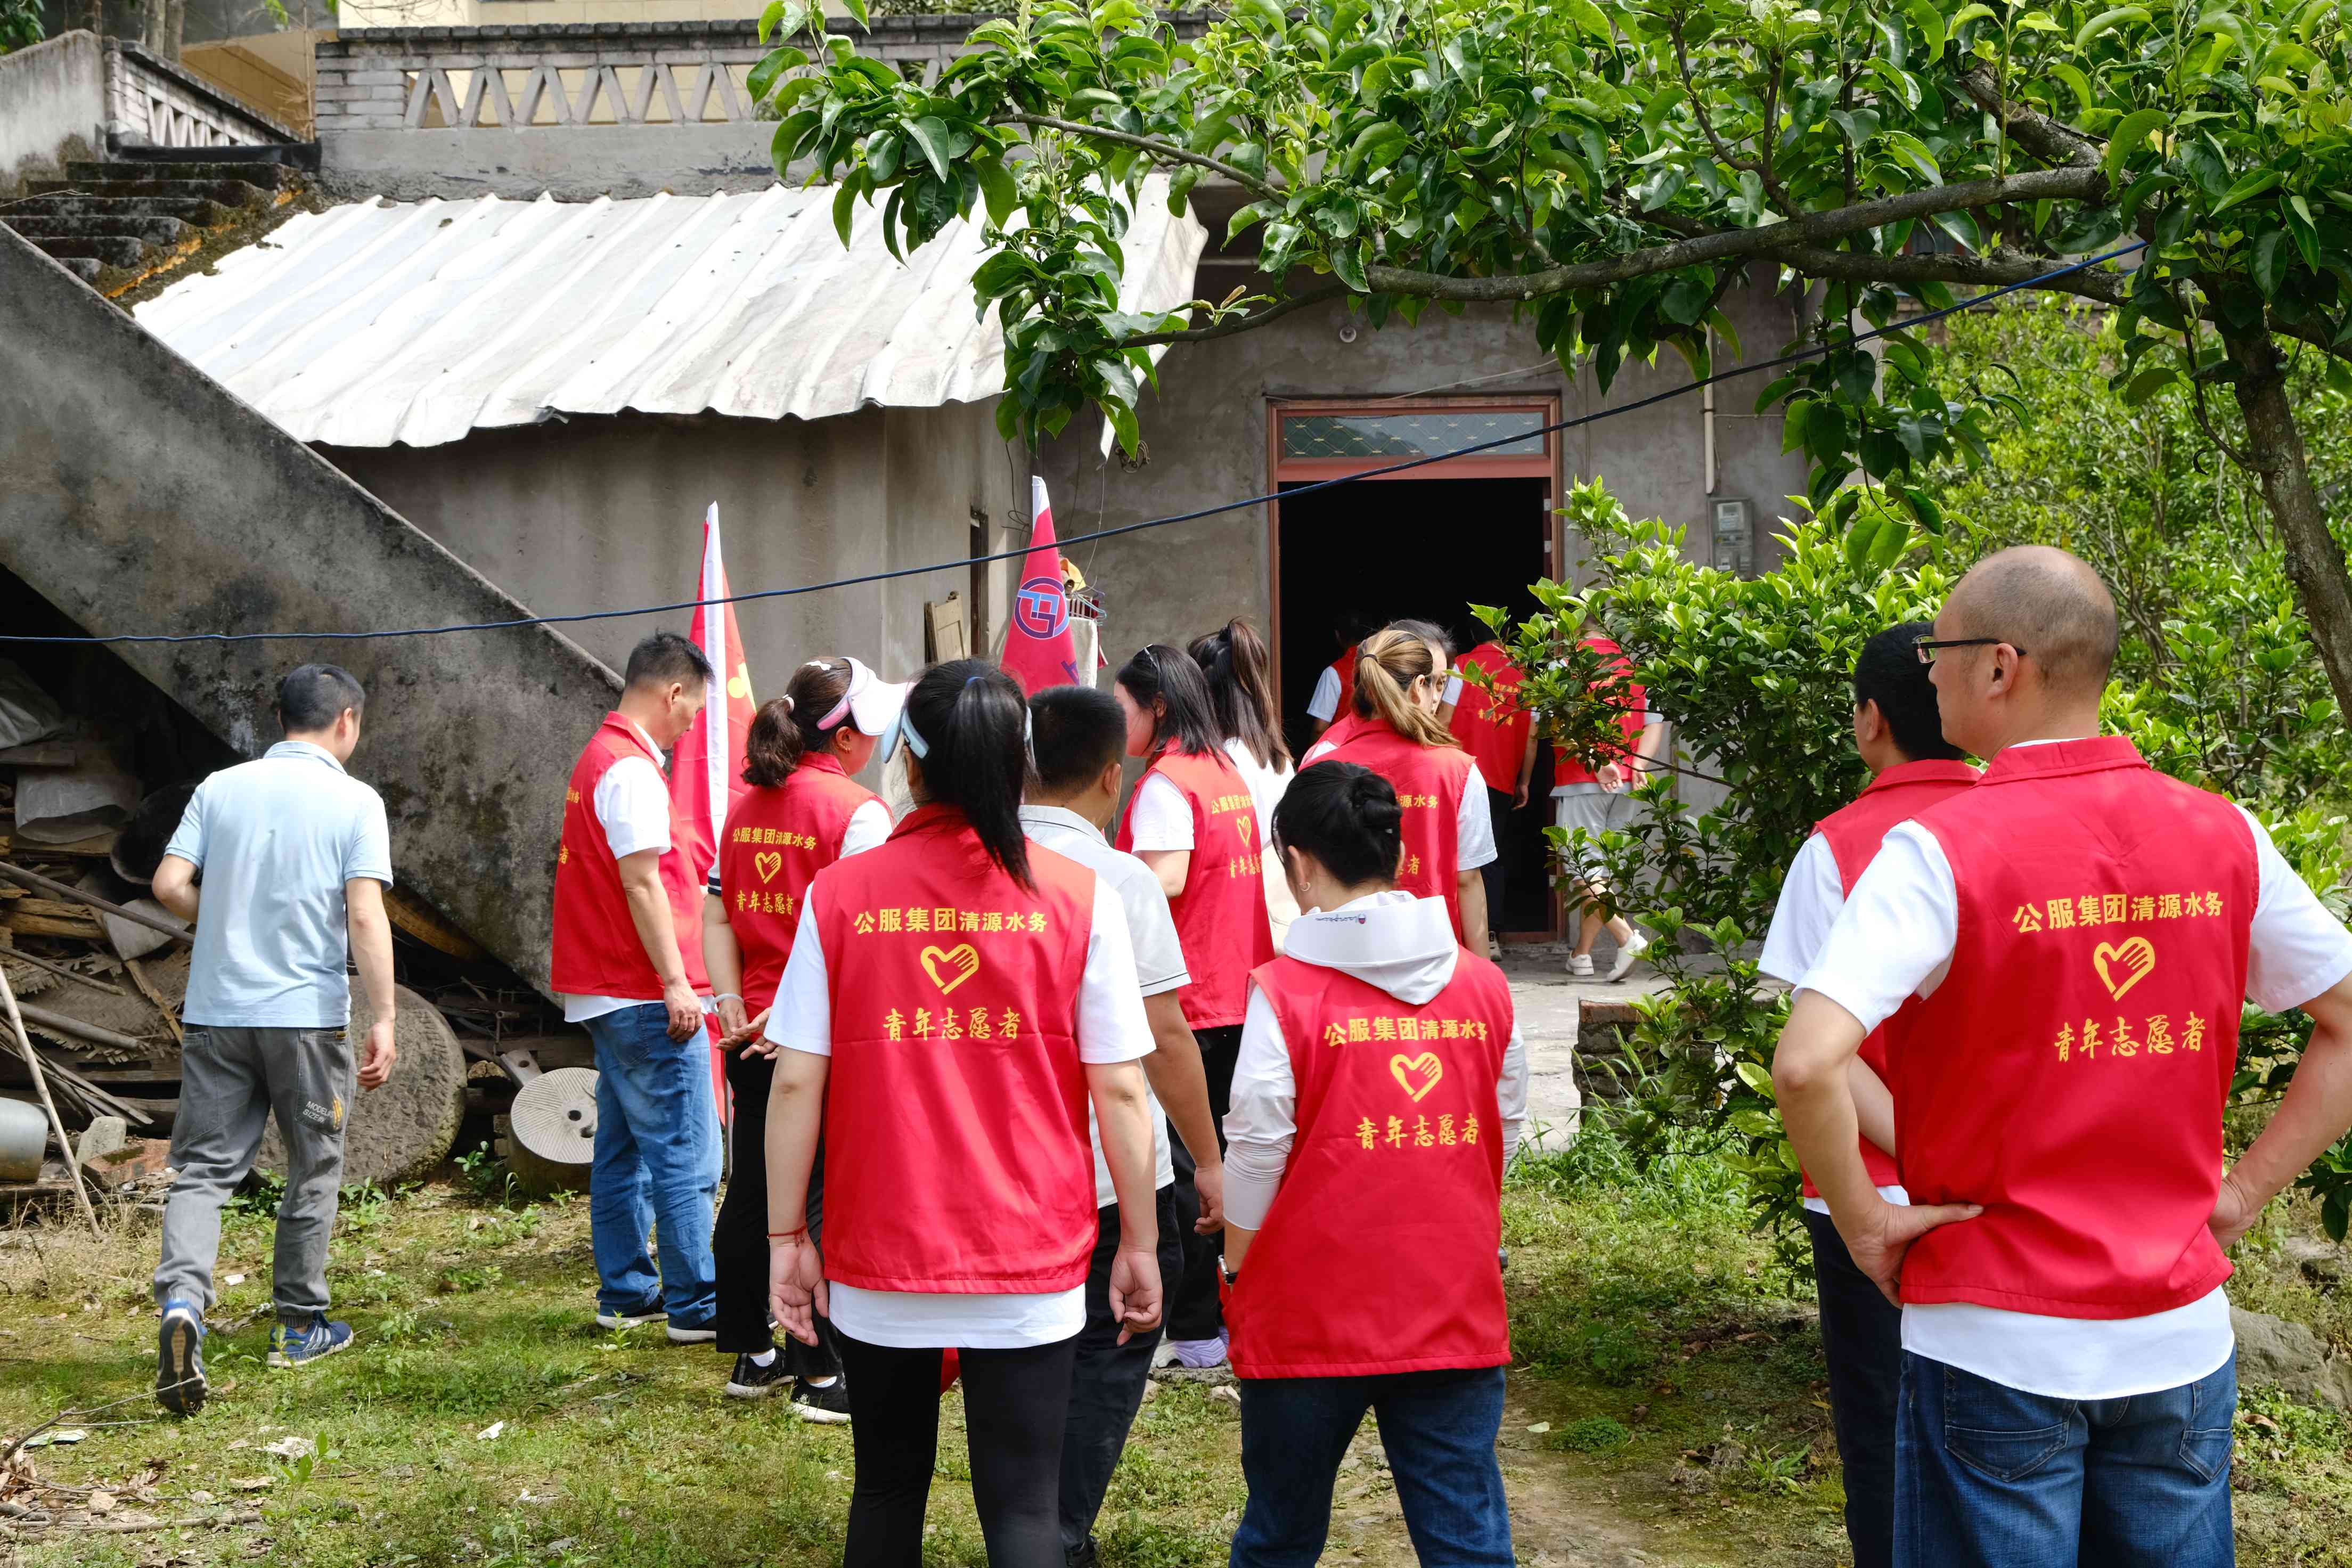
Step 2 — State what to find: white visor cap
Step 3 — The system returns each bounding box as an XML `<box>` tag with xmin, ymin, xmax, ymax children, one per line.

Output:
<box><xmin>814</xmin><ymin>656</ymin><xmax>910</xmax><ymax>738</ymax></box>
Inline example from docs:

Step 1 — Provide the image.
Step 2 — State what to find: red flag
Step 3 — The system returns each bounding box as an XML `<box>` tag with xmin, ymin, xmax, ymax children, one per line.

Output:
<box><xmin>667</xmin><ymin>505</ymin><xmax>754</xmax><ymax>1110</ymax></box>
<box><xmin>1001</xmin><ymin>477</ymin><xmax>1083</xmax><ymax>693</ymax></box>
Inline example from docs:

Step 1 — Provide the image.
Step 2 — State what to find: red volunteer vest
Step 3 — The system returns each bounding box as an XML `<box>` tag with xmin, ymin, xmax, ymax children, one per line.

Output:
<box><xmin>716</xmin><ymin>753</ymin><xmax>877</xmax><ymax>1011</ymax></box>
<box><xmin>1447</xmin><ymin>641</ymin><xmax>1531</xmax><ymax>796</ymax></box>
<box><xmin>1301</xmin><ymin>710</ymin><xmax>1364</xmax><ymax>768</ymax></box>
<box><xmin>1325</xmin><ymin>645</ymin><xmax>1359</xmax><ymax>722</ymax></box>
<box><xmin>812</xmin><ymin>804</ymin><xmax>1100</xmax><ymax>1293</ymax></box>
<box><xmin>1552</xmin><ymin>637</ymin><xmax>1646</xmax><ymax>788</ymax></box>
<box><xmin>1894</xmin><ymin>737</ymin><xmax>2256</xmax><ymax>1318</ymax></box>
<box><xmin>1228</xmin><ymin>946</ymin><xmax>1515</xmax><ymax>1377</ymax></box>
<box><xmin>1116</xmin><ymin>748</ymin><xmax>1275</xmax><ymax>1029</ymax></box>
<box><xmin>1799</xmin><ymin>757</ymin><xmax>1981</xmax><ymax>1197</ymax></box>
<box><xmin>1322</xmin><ymin>720</ymin><xmax>1479</xmax><ymax>942</ymax></box>
<box><xmin>550</xmin><ymin>714</ymin><xmax>705</xmax><ymax>998</ymax></box>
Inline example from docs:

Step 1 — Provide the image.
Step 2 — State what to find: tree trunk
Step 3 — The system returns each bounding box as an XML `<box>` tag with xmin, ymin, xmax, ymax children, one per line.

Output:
<box><xmin>161</xmin><ymin>0</ymin><xmax>181</xmax><ymax>60</ymax></box>
<box><xmin>79</xmin><ymin>0</ymin><xmax>102</xmax><ymax>38</ymax></box>
<box><xmin>2223</xmin><ymin>327</ymin><xmax>2352</xmax><ymax>722</ymax></box>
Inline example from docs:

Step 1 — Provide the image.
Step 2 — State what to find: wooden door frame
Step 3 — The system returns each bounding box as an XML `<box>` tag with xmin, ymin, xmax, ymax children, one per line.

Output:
<box><xmin>1264</xmin><ymin>394</ymin><xmax>1567</xmax><ymax>941</ymax></box>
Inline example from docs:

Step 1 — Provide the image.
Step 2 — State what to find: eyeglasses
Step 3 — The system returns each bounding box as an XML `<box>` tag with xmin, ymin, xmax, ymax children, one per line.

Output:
<box><xmin>1913</xmin><ymin>636</ymin><xmax>2028</xmax><ymax>665</ymax></box>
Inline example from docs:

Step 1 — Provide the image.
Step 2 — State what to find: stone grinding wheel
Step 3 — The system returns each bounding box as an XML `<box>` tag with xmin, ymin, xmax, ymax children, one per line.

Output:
<box><xmin>505</xmin><ymin>1066</ymin><xmax>599</xmax><ymax>1197</ymax></box>
<box><xmin>256</xmin><ymin>985</ymin><xmax>467</xmax><ymax>1187</ymax></box>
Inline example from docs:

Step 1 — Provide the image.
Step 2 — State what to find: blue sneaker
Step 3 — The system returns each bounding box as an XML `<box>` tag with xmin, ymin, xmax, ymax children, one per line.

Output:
<box><xmin>156</xmin><ymin>1299</ymin><xmax>207</xmax><ymax>1415</ymax></box>
<box><xmin>267</xmin><ymin>1312</ymin><xmax>354</xmax><ymax>1368</ymax></box>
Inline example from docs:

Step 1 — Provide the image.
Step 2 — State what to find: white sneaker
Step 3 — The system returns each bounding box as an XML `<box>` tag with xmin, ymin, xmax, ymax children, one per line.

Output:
<box><xmin>1606</xmin><ymin>930</ymin><xmax>1651</xmax><ymax>982</ymax></box>
<box><xmin>1567</xmin><ymin>953</ymin><xmax>1595</xmax><ymax>978</ymax></box>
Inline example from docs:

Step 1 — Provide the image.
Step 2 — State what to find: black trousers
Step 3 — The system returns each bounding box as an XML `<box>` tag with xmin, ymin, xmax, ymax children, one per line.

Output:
<box><xmin>838</xmin><ymin>1330</ymin><xmax>1079</xmax><ymax>1568</ymax></box>
<box><xmin>1480</xmin><ymin>786</ymin><xmax>1512</xmax><ymax>930</ymax></box>
<box><xmin>1802</xmin><ymin>1207</ymin><xmax>1901</xmax><ymax>1568</ymax></box>
<box><xmin>711</xmin><ymin>1048</ymin><xmax>840</xmax><ymax>1377</ymax></box>
<box><xmin>1059</xmin><ymin>1186</ymin><xmax>1187</xmax><ymax>1555</ymax></box>
<box><xmin>1167</xmin><ymin>1022</ymin><xmax>1242</xmax><ymax>1342</ymax></box>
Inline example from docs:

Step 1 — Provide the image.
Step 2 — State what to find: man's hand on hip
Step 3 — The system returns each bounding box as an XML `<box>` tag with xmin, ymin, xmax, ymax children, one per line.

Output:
<box><xmin>358</xmin><ymin>1018</ymin><xmax>398</xmax><ymax>1089</ymax></box>
<box><xmin>1840</xmin><ymin>1194</ymin><xmax>1982</xmax><ymax>1308</ymax></box>
<box><xmin>662</xmin><ymin>978</ymin><xmax>704</xmax><ymax>1042</ymax></box>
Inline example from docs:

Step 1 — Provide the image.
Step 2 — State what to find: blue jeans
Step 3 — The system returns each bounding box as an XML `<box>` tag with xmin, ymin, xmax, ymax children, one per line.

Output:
<box><xmin>1896</xmin><ymin>1350</ymin><xmax>2236</xmax><ymax>1568</ymax></box>
<box><xmin>1232</xmin><ymin>1366</ymin><xmax>1512</xmax><ymax>1567</ymax></box>
<box><xmin>584</xmin><ymin>1003</ymin><xmax>718</xmax><ymax>1325</ymax></box>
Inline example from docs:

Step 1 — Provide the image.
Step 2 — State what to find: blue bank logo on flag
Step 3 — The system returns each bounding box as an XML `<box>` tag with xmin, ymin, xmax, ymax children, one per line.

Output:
<box><xmin>1014</xmin><ymin>575</ymin><xmax>1069</xmax><ymax>640</ymax></box>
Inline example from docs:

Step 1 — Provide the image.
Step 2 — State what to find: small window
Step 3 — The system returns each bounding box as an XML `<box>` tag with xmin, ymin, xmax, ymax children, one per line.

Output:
<box><xmin>1279</xmin><ymin>410</ymin><xmax>1546</xmax><ymax>461</ymax></box>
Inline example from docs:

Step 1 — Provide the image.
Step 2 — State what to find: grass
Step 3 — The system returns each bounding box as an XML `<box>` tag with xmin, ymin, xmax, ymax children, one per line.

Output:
<box><xmin>0</xmin><ymin>1123</ymin><xmax>2346</xmax><ymax>1564</ymax></box>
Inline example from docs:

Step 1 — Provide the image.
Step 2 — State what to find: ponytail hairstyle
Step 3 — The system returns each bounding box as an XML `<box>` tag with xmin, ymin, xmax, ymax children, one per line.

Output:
<box><xmin>1114</xmin><ymin>643</ymin><xmax>1222</xmax><ymax>757</ymax></box>
<box><xmin>1272</xmin><ymin>760</ymin><xmax>1403</xmax><ymax>889</ymax></box>
<box><xmin>740</xmin><ymin>657</ymin><xmax>858</xmax><ymax>788</ymax></box>
<box><xmin>1187</xmin><ymin>618</ymin><xmax>1291</xmax><ymax>772</ymax></box>
<box><xmin>900</xmin><ymin>658</ymin><xmax>1033</xmax><ymax>887</ymax></box>
<box><xmin>1351</xmin><ymin>625</ymin><xmax>1456</xmax><ymax>748</ymax></box>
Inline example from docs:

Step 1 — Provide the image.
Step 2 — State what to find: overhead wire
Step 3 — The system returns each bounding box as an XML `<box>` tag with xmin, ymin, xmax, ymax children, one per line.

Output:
<box><xmin>0</xmin><ymin>242</ymin><xmax>2147</xmax><ymax>648</ymax></box>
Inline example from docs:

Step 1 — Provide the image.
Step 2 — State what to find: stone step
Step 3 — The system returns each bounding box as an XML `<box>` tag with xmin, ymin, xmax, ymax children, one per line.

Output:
<box><xmin>67</xmin><ymin>159</ymin><xmax>303</xmax><ymax>191</ymax></box>
<box><xmin>105</xmin><ymin>141</ymin><xmax>318</xmax><ymax>169</ymax></box>
<box><xmin>5</xmin><ymin>214</ymin><xmax>197</xmax><ymax>246</ymax></box>
<box><xmin>6</xmin><ymin>193</ymin><xmax>236</xmax><ymax>226</ymax></box>
<box><xmin>23</xmin><ymin>235</ymin><xmax>151</xmax><ymax>268</ymax></box>
<box><xmin>27</xmin><ymin>178</ymin><xmax>270</xmax><ymax>208</ymax></box>
<box><xmin>56</xmin><ymin>256</ymin><xmax>103</xmax><ymax>284</ymax></box>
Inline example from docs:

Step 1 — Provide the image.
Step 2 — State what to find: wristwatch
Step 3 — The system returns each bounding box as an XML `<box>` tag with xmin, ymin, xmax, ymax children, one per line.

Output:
<box><xmin>1220</xmin><ymin>1255</ymin><xmax>1239</xmax><ymax>1286</ymax></box>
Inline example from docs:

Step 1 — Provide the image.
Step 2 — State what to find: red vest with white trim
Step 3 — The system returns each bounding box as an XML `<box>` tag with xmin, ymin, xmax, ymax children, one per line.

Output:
<box><xmin>1116</xmin><ymin>748</ymin><xmax>1275</xmax><ymax>1029</ymax></box>
<box><xmin>716</xmin><ymin>753</ymin><xmax>878</xmax><ymax>1011</ymax></box>
<box><xmin>812</xmin><ymin>804</ymin><xmax>1101</xmax><ymax>1294</ymax></box>
<box><xmin>1227</xmin><ymin>946</ymin><xmax>1515</xmax><ymax>1378</ymax></box>
<box><xmin>1321</xmin><ymin>720</ymin><xmax>1480</xmax><ymax>942</ymax></box>
<box><xmin>1894</xmin><ymin>737</ymin><xmax>2255</xmax><ymax>1318</ymax></box>
<box><xmin>1551</xmin><ymin>637</ymin><xmax>1646</xmax><ymax>788</ymax></box>
<box><xmin>1801</xmin><ymin>757</ymin><xmax>1981</xmax><ymax>1196</ymax></box>
<box><xmin>1327</xmin><ymin>645</ymin><xmax>1359</xmax><ymax>720</ymax></box>
<box><xmin>1301</xmin><ymin>710</ymin><xmax>1365</xmax><ymax>768</ymax></box>
<box><xmin>551</xmin><ymin>714</ymin><xmax>702</xmax><ymax>999</ymax></box>
<box><xmin>1447</xmin><ymin>641</ymin><xmax>1531</xmax><ymax>796</ymax></box>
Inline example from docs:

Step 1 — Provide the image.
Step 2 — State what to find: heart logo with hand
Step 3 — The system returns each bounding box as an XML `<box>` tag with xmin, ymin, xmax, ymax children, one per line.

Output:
<box><xmin>921</xmin><ymin>943</ymin><xmax>982</xmax><ymax>995</ymax></box>
<box><xmin>753</xmin><ymin>851</ymin><xmax>782</xmax><ymax>883</ymax></box>
<box><xmin>1389</xmin><ymin>1051</ymin><xmax>1443</xmax><ymax>1102</ymax></box>
<box><xmin>2092</xmin><ymin>936</ymin><xmax>2157</xmax><ymax>1001</ymax></box>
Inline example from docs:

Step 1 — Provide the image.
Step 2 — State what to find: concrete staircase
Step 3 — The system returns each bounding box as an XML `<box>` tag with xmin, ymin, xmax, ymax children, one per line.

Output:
<box><xmin>0</xmin><ymin>220</ymin><xmax>624</xmax><ymax>995</ymax></box>
<box><xmin>0</xmin><ymin>148</ymin><xmax>307</xmax><ymax>286</ymax></box>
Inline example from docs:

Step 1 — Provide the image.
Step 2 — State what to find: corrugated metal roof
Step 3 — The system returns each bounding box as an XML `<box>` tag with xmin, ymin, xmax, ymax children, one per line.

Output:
<box><xmin>135</xmin><ymin>179</ymin><xmax>1206</xmax><ymax>448</ymax></box>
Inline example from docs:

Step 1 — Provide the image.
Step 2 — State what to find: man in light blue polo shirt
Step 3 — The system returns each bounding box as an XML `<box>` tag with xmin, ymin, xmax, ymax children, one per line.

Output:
<box><xmin>148</xmin><ymin>664</ymin><xmax>398</xmax><ymax>1414</ymax></box>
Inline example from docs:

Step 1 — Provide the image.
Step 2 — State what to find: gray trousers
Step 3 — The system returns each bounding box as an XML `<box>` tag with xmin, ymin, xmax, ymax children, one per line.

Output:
<box><xmin>154</xmin><ymin>1025</ymin><xmax>353</xmax><ymax>1325</ymax></box>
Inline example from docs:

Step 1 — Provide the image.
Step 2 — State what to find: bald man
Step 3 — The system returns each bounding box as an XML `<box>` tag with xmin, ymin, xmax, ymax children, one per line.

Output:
<box><xmin>1774</xmin><ymin>546</ymin><xmax>2352</xmax><ymax>1567</ymax></box>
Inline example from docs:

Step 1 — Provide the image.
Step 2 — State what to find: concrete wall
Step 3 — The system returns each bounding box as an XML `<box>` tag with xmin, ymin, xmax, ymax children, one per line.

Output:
<box><xmin>0</xmin><ymin>222</ymin><xmax>625</xmax><ymax>995</ymax></box>
<box><xmin>1031</xmin><ymin>273</ymin><xmax>1811</xmax><ymax>693</ymax></box>
<box><xmin>0</xmin><ymin>31</ymin><xmax>105</xmax><ymax>200</ymax></box>
<box><xmin>320</xmin><ymin>401</ymin><xmax>1017</xmax><ymax>723</ymax></box>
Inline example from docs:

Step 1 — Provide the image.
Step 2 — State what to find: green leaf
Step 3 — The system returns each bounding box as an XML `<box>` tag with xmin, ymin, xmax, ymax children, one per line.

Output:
<box><xmin>837</xmin><ymin>0</ymin><xmax>865</xmax><ymax>24</ymax></box>
<box><xmin>1332</xmin><ymin>241</ymin><xmax>1368</xmax><ymax>292</ymax></box>
<box><xmin>2048</xmin><ymin>61</ymin><xmax>2094</xmax><ymax>112</ymax></box>
<box><xmin>2074</xmin><ymin>4</ymin><xmax>2149</xmax><ymax>50</ymax></box>
<box><xmin>976</xmin><ymin>157</ymin><xmax>1018</xmax><ymax>228</ymax></box>
<box><xmin>2103</xmin><ymin>108</ymin><xmax>2168</xmax><ymax>187</ymax></box>
<box><xmin>831</xmin><ymin>178</ymin><xmax>860</xmax><ymax>247</ymax></box>
<box><xmin>904</xmin><ymin>116</ymin><xmax>951</xmax><ymax>182</ymax></box>
<box><xmin>1949</xmin><ymin>2</ymin><xmax>1996</xmax><ymax>27</ymax></box>
<box><xmin>1905</xmin><ymin>0</ymin><xmax>1946</xmax><ymax>54</ymax></box>
<box><xmin>2210</xmin><ymin>168</ymin><xmax>2282</xmax><ymax>216</ymax></box>
<box><xmin>1565</xmin><ymin>0</ymin><xmax>1613</xmax><ymax>39</ymax></box>
<box><xmin>1843</xmin><ymin>515</ymin><xmax>1883</xmax><ymax>574</ymax></box>
<box><xmin>2120</xmin><ymin>365</ymin><xmax>2179</xmax><ymax>405</ymax></box>
<box><xmin>1166</xmin><ymin>164</ymin><xmax>1202</xmax><ymax>215</ymax></box>
<box><xmin>756</xmin><ymin>0</ymin><xmax>783</xmax><ymax>42</ymax></box>
<box><xmin>1901</xmin><ymin>487</ymin><xmax>1945</xmax><ymax>533</ymax></box>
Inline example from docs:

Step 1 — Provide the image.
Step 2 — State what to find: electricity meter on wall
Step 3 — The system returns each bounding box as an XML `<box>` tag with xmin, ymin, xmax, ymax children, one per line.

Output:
<box><xmin>1711</xmin><ymin>498</ymin><xmax>1752</xmax><ymax>577</ymax></box>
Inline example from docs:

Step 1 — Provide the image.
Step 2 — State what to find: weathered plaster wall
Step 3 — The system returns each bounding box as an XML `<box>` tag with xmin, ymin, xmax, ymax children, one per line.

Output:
<box><xmin>0</xmin><ymin>222</ymin><xmax>623</xmax><ymax>995</ymax></box>
<box><xmin>319</xmin><ymin>401</ymin><xmax>1016</xmax><ymax>706</ymax></box>
<box><xmin>1032</xmin><ymin>274</ymin><xmax>1810</xmax><ymax>692</ymax></box>
<box><xmin>0</xmin><ymin>31</ymin><xmax>105</xmax><ymax>200</ymax></box>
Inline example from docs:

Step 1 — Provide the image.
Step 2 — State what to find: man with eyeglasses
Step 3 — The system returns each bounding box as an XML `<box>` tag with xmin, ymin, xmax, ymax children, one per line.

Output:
<box><xmin>1774</xmin><ymin>545</ymin><xmax>2352</xmax><ymax>1567</ymax></box>
<box><xmin>1757</xmin><ymin>620</ymin><xmax>1979</xmax><ymax>1568</ymax></box>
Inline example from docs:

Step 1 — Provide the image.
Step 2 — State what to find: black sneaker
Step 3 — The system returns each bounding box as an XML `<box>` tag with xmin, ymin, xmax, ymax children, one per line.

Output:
<box><xmin>1066</xmin><ymin>1537</ymin><xmax>1100</xmax><ymax>1568</ymax></box>
<box><xmin>724</xmin><ymin>1352</ymin><xmax>790</xmax><ymax>1400</ymax></box>
<box><xmin>790</xmin><ymin>1375</ymin><xmax>852</xmax><ymax>1425</ymax></box>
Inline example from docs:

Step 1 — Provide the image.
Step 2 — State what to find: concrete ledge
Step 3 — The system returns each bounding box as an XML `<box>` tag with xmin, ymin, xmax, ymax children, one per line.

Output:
<box><xmin>318</xmin><ymin>121</ymin><xmax>783</xmax><ymax>200</ymax></box>
<box><xmin>1</xmin><ymin>31</ymin><xmax>107</xmax><ymax>200</ymax></box>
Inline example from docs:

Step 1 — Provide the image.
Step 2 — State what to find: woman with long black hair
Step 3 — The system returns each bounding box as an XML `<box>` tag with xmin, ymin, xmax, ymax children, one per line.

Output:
<box><xmin>761</xmin><ymin>660</ymin><xmax>1163</xmax><ymax>1568</ymax></box>
<box><xmin>1114</xmin><ymin>642</ymin><xmax>1275</xmax><ymax>1369</ymax></box>
<box><xmin>701</xmin><ymin>657</ymin><xmax>904</xmax><ymax>1416</ymax></box>
<box><xmin>1189</xmin><ymin>618</ymin><xmax>1298</xmax><ymax>951</ymax></box>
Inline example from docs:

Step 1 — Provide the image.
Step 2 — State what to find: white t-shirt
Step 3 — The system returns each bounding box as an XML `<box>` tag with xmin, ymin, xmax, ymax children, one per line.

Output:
<box><xmin>764</xmin><ymin>866</ymin><xmax>1156</xmax><ymax>1349</ymax></box>
<box><xmin>1758</xmin><ymin>830</ymin><xmax>1909</xmax><ymax>1216</ymax></box>
<box><xmin>1124</xmin><ymin>770</ymin><xmax>1196</xmax><ymax>852</ymax></box>
<box><xmin>563</xmin><ymin>719</ymin><xmax>684</xmax><ymax>1025</ymax></box>
<box><xmin>1224</xmin><ymin>738</ymin><xmax>1300</xmax><ymax>948</ymax></box>
<box><xmin>1452</xmin><ymin>772</ymin><xmax>1500</xmax><ymax>872</ymax></box>
<box><xmin>1306</xmin><ymin>665</ymin><xmax>1343</xmax><ymax>723</ymax></box>
<box><xmin>1222</xmin><ymin>891</ymin><xmax>1529</xmax><ymax>1230</ymax></box>
<box><xmin>1798</xmin><ymin>742</ymin><xmax>2352</xmax><ymax>1399</ymax></box>
<box><xmin>1021</xmin><ymin>805</ymin><xmax>1188</xmax><ymax>1206</ymax></box>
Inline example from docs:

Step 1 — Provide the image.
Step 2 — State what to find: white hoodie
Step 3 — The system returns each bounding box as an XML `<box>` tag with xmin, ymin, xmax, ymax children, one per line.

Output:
<box><xmin>1221</xmin><ymin>890</ymin><xmax>1530</xmax><ymax>1231</ymax></box>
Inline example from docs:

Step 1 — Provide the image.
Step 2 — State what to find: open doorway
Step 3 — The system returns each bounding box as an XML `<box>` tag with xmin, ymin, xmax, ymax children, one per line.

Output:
<box><xmin>1269</xmin><ymin>401</ymin><xmax>1562</xmax><ymax>938</ymax></box>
